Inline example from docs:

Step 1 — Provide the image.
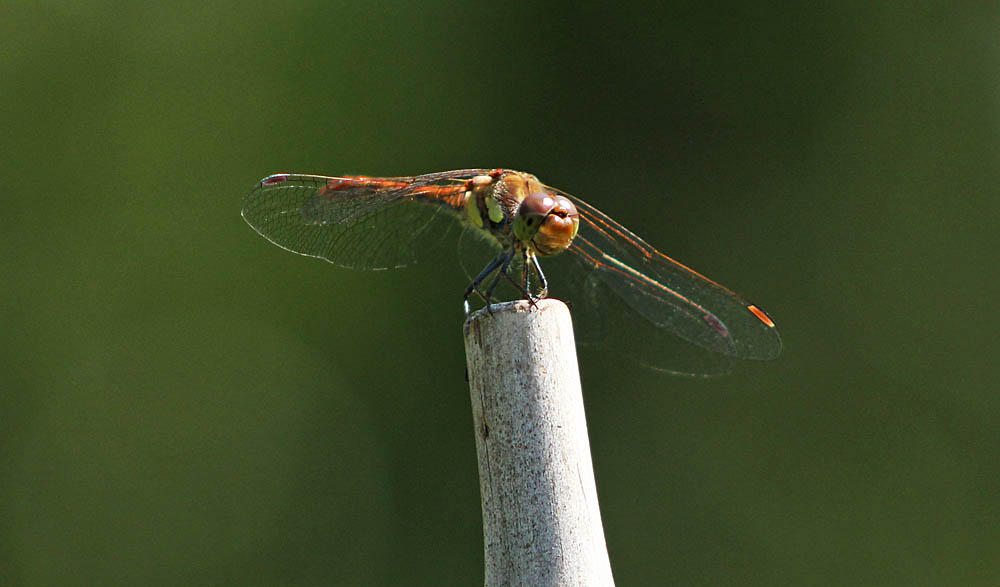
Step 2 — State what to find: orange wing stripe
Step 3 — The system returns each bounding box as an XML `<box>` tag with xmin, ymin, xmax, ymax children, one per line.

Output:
<box><xmin>409</xmin><ymin>184</ymin><xmax>469</xmax><ymax>209</ymax></box>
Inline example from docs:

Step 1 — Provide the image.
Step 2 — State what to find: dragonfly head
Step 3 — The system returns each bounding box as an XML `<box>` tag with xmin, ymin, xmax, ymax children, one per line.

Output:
<box><xmin>514</xmin><ymin>192</ymin><xmax>580</xmax><ymax>256</ymax></box>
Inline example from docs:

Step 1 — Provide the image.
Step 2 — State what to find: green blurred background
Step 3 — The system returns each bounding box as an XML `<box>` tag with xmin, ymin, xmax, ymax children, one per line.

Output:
<box><xmin>3</xmin><ymin>1</ymin><xmax>998</xmax><ymax>584</ymax></box>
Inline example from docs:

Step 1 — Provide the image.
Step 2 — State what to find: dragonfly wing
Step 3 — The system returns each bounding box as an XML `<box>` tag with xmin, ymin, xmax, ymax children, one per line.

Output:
<box><xmin>242</xmin><ymin>172</ymin><xmax>489</xmax><ymax>270</ymax></box>
<box><xmin>551</xmin><ymin>186</ymin><xmax>782</xmax><ymax>362</ymax></box>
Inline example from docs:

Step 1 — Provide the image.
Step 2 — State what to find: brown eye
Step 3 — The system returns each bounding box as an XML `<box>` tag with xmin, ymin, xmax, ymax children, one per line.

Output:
<box><xmin>517</xmin><ymin>192</ymin><xmax>557</xmax><ymax>218</ymax></box>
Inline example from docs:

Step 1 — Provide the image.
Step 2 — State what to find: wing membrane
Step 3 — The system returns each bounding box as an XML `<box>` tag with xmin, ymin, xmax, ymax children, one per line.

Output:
<box><xmin>550</xmin><ymin>185</ymin><xmax>782</xmax><ymax>361</ymax></box>
<box><xmin>242</xmin><ymin>171</ymin><xmax>491</xmax><ymax>269</ymax></box>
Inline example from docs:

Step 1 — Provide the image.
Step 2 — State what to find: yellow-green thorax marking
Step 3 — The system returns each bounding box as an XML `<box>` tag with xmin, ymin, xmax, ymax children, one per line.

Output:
<box><xmin>462</xmin><ymin>170</ymin><xmax>580</xmax><ymax>258</ymax></box>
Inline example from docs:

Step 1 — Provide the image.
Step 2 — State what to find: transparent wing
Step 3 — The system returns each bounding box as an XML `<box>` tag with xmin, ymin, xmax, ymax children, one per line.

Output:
<box><xmin>241</xmin><ymin>170</ymin><xmax>493</xmax><ymax>269</ymax></box>
<box><xmin>545</xmin><ymin>185</ymin><xmax>781</xmax><ymax>368</ymax></box>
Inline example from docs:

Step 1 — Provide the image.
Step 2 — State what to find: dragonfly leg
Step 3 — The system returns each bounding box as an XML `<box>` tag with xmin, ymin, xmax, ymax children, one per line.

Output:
<box><xmin>521</xmin><ymin>255</ymin><xmax>531</xmax><ymax>295</ymax></box>
<box><xmin>530</xmin><ymin>253</ymin><xmax>548</xmax><ymax>298</ymax></box>
<box><xmin>505</xmin><ymin>251</ymin><xmax>548</xmax><ymax>306</ymax></box>
<box><xmin>498</xmin><ymin>248</ymin><xmax>540</xmax><ymax>306</ymax></box>
<box><xmin>464</xmin><ymin>255</ymin><xmax>502</xmax><ymax>315</ymax></box>
<box><xmin>463</xmin><ymin>248</ymin><xmax>514</xmax><ymax>315</ymax></box>
<box><xmin>480</xmin><ymin>249</ymin><xmax>518</xmax><ymax>314</ymax></box>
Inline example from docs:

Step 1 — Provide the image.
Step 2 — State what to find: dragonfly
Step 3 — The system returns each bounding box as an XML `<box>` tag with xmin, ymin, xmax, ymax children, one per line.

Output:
<box><xmin>242</xmin><ymin>168</ymin><xmax>781</xmax><ymax>375</ymax></box>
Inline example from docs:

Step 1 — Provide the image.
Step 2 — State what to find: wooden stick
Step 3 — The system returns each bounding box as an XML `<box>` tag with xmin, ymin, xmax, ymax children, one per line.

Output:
<box><xmin>463</xmin><ymin>299</ymin><xmax>615</xmax><ymax>586</ymax></box>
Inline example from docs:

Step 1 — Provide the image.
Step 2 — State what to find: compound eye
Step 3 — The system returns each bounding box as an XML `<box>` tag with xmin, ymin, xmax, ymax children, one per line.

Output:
<box><xmin>517</xmin><ymin>192</ymin><xmax>558</xmax><ymax>219</ymax></box>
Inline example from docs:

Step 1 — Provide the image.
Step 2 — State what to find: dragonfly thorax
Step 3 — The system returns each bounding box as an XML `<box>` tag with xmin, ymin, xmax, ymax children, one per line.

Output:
<box><xmin>463</xmin><ymin>171</ymin><xmax>579</xmax><ymax>257</ymax></box>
